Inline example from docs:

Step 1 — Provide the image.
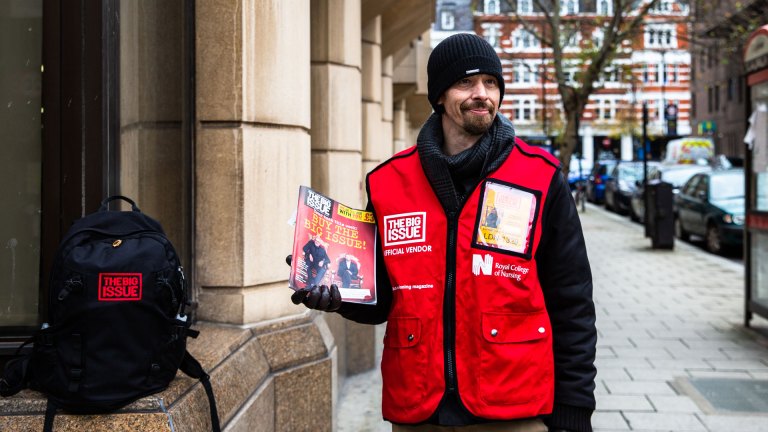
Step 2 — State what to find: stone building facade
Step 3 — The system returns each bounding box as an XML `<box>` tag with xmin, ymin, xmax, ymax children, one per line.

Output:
<box><xmin>0</xmin><ymin>1</ymin><xmax>435</xmax><ymax>430</ymax></box>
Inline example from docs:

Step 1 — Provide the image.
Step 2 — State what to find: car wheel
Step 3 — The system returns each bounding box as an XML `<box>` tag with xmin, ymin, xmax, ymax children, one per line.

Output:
<box><xmin>675</xmin><ymin>217</ymin><xmax>690</xmax><ymax>242</ymax></box>
<box><xmin>706</xmin><ymin>224</ymin><xmax>722</xmax><ymax>254</ymax></box>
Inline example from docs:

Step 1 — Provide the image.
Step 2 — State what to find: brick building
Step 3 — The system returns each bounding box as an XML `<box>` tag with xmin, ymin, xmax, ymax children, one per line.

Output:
<box><xmin>472</xmin><ymin>0</ymin><xmax>692</xmax><ymax>162</ymax></box>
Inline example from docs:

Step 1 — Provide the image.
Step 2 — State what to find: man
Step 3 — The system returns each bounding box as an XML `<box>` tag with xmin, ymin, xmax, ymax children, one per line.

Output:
<box><xmin>336</xmin><ymin>253</ymin><xmax>359</xmax><ymax>288</ymax></box>
<box><xmin>291</xmin><ymin>33</ymin><xmax>596</xmax><ymax>432</ymax></box>
<box><xmin>302</xmin><ymin>235</ymin><xmax>329</xmax><ymax>287</ymax></box>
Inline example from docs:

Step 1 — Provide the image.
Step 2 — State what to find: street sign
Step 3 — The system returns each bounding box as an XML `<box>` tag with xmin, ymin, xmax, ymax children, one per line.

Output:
<box><xmin>698</xmin><ymin>120</ymin><xmax>717</xmax><ymax>134</ymax></box>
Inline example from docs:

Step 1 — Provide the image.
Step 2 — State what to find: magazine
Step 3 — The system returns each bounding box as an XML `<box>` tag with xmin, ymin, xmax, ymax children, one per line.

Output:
<box><xmin>289</xmin><ymin>186</ymin><xmax>377</xmax><ymax>304</ymax></box>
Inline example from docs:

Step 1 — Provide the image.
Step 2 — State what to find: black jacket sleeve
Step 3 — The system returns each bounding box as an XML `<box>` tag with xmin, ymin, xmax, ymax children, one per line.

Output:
<box><xmin>334</xmin><ymin>202</ymin><xmax>393</xmax><ymax>324</ymax></box>
<box><xmin>536</xmin><ymin>170</ymin><xmax>597</xmax><ymax>432</ymax></box>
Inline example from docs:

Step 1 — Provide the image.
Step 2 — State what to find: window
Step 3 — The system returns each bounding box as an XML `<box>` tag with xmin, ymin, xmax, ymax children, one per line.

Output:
<box><xmin>708</xmin><ymin>86</ymin><xmax>713</xmax><ymax>113</ymax></box>
<box><xmin>602</xmin><ymin>67</ymin><xmax>618</xmax><ymax>83</ymax></box>
<box><xmin>596</xmin><ymin>99</ymin><xmax>616</xmax><ymax>120</ymax></box>
<box><xmin>512</xmin><ymin>28</ymin><xmax>539</xmax><ymax>50</ymax></box>
<box><xmin>514</xmin><ymin>62</ymin><xmax>537</xmax><ymax>83</ymax></box>
<box><xmin>643</xmin><ymin>64</ymin><xmax>649</xmax><ymax>83</ymax></box>
<box><xmin>592</xmin><ymin>28</ymin><xmax>604</xmax><ymax>48</ymax></box>
<box><xmin>516</xmin><ymin>99</ymin><xmax>536</xmax><ymax>121</ymax></box>
<box><xmin>440</xmin><ymin>11</ymin><xmax>455</xmax><ymax>30</ymax></box>
<box><xmin>670</xmin><ymin>64</ymin><xmax>678</xmax><ymax>82</ymax></box>
<box><xmin>482</xmin><ymin>23</ymin><xmax>502</xmax><ymax>49</ymax></box>
<box><xmin>563</xmin><ymin>31</ymin><xmax>580</xmax><ymax>50</ymax></box>
<box><xmin>1</xmin><ymin>0</ymin><xmax>193</xmax><ymax>347</ymax></box>
<box><xmin>598</xmin><ymin>0</ymin><xmax>611</xmax><ymax>15</ymax></box>
<box><xmin>714</xmin><ymin>84</ymin><xmax>720</xmax><ymax>111</ymax></box>
<box><xmin>691</xmin><ymin>93</ymin><xmax>696</xmax><ymax>118</ymax></box>
<box><xmin>485</xmin><ymin>0</ymin><xmax>500</xmax><ymax>14</ymax></box>
<box><xmin>644</xmin><ymin>24</ymin><xmax>676</xmax><ymax>48</ymax></box>
<box><xmin>694</xmin><ymin>176</ymin><xmax>709</xmax><ymax>199</ymax></box>
<box><xmin>727</xmin><ymin>78</ymin><xmax>734</xmax><ymax>101</ymax></box>
<box><xmin>563</xmin><ymin>68</ymin><xmax>577</xmax><ymax>84</ymax></box>
<box><xmin>518</xmin><ymin>0</ymin><xmax>533</xmax><ymax>14</ymax></box>
<box><xmin>658</xmin><ymin>63</ymin><xmax>666</xmax><ymax>84</ymax></box>
<box><xmin>562</xmin><ymin>0</ymin><xmax>578</xmax><ymax>15</ymax></box>
<box><xmin>1</xmin><ymin>0</ymin><xmax>43</xmax><ymax>330</ymax></box>
<box><xmin>650</xmin><ymin>0</ymin><xmax>672</xmax><ymax>13</ymax></box>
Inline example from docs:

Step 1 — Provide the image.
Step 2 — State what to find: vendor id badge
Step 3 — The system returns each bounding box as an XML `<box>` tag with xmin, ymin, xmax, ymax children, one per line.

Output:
<box><xmin>473</xmin><ymin>180</ymin><xmax>540</xmax><ymax>257</ymax></box>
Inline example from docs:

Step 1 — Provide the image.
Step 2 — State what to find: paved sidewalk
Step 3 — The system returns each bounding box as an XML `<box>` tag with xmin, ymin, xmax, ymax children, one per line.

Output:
<box><xmin>337</xmin><ymin>204</ymin><xmax>768</xmax><ymax>432</ymax></box>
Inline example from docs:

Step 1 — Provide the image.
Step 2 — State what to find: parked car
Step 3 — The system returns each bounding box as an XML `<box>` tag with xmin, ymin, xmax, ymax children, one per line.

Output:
<box><xmin>629</xmin><ymin>163</ymin><xmax>712</xmax><ymax>223</ymax></box>
<box><xmin>585</xmin><ymin>158</ymin><xmax>618</xmax><ymax>204</ymax></box>
<box><xmin>604</xmin><ymin>161</ymin><xmax>657</xmax><ymax>215</ymax></box>
<box><xmin>674</xmin><ymin>168</ymin><xmax>745</xmax><ymax>254</ymax></box>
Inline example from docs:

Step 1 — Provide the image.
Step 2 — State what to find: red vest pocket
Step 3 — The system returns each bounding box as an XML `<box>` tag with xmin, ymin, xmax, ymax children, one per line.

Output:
<box><xmin>478</xmin><ymin>311</ymin><xmax>553</xmax><ymax>407</ymax></box>
<box><xmin>382</xmin><ymin>317</ymin><xmax>429</xmax><ymax>421</ymax></box>
<box><xmin>384</xmin><ymin>316</ymin><xmax>422</xmax><ymax>348</ymax></box>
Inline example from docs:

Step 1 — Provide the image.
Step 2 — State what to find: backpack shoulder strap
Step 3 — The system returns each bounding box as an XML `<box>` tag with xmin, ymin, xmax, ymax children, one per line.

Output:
<box><xmin>180</xmin><ymin>351</ymin><xmax>221</xmax><ymax>432</ymax></box>
<box><xmin>43</xmin><ymin>399</ymin><xmax>57</xmax><ymax>432</ymax></box>
<box><xmin>0</xmin><ymin>336</ymin><xmax>34</xmax><ymax>397</ymax></box>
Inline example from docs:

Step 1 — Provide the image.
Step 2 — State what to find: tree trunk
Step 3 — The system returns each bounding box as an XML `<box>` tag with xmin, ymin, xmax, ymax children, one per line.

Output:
<box><xmin>557</xmin><ymin>86</ymin><xmax>583</xmax><ymax>179</ymax></box>
<box><xmin>560</xmin><ymin>110</ymin><xmax>580</xmax><ymax>179</ymax></box>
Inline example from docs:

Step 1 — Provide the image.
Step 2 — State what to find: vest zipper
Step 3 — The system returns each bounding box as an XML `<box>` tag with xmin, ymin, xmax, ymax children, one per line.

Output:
<box><xmin>444</xmin><ymin>213</ymin><xmax>459</xmax><ymax>393</ymax></box>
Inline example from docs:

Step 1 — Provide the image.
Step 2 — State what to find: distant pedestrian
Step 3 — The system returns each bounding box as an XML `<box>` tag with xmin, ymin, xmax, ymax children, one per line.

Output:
<box><xmin>291</xmin><ymin>33</ymin><xmax>596</xmax><ymax>432</ymax></box>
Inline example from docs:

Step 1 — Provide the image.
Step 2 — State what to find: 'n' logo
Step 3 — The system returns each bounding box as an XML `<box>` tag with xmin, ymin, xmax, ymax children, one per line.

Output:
<box><xmin>472</xmin><ymin>254</ymin><xmax>493</xmax><ymax>276</ymax></box>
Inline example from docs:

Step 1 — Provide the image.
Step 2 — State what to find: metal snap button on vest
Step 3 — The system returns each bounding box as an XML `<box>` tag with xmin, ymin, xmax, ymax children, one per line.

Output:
<box><xmin>112</xmin><ymin>239</ymin><xmax>122</xmax><ymax>248</ymax></box>
<box><xmin>538</xmin><ymin>327</ymin><xmax>546</xmax><ymax>334</ymax></box>
<box><xmin>491</xmin><ymin>329</ymin><xmax>498</xmax><ymax>337</ymax></box>
<box><xmin>407</xmin><ymin>334</ymin><xmax>414</xmax><ymax>342</ymax></box>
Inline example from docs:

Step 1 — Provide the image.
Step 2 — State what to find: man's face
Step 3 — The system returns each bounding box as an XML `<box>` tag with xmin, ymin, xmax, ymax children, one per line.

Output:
<box><xmin>438</xmin><ymin>74</ymin><xmax>500</xmax><ymax>138</ymax></box>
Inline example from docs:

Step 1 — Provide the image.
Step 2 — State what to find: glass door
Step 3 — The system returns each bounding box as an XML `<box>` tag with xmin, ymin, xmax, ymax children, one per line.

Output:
<box><xmin>0</xmin><ymin>1</ymin><xmax>43</xmax><ymax>331</ymax></box>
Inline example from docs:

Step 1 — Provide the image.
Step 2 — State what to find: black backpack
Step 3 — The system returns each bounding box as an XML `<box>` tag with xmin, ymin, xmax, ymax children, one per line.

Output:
<box><xmin>0</xmin><ymin>196</ymin><xmax>220</xmax><ymax>431</ymax></box>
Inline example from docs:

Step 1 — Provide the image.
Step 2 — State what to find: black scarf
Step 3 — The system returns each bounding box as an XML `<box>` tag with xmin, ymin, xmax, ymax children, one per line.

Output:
<box><xmin>416</xmin><ymin>113</ymin><xmax>516</xmax><ymax>215</ymax></box>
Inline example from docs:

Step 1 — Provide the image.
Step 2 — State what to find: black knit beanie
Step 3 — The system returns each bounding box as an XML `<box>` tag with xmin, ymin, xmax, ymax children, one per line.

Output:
<box><xmin>427</xmin><ymin>33</ymin><xmax>505</xmax><ymax>112</ymax></box>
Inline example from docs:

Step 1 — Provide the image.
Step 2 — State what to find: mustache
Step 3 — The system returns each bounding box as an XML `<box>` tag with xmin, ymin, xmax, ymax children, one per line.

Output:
<box><xmin>460</xmin><ymin>101</ymin><xmax>494</xmax><ymax>111</ymax></box>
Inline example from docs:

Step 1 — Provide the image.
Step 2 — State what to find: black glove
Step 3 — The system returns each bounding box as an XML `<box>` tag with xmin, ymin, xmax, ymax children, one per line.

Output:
<box><xmin>549</xmin><ymin>429</ymin><xmax>572</xmax><ymax>432</ymax></box>
<box><xmin>286</xmin><ymin>254</ymin><xmax>342</xmax><ymax>311</ymax></box>
<box><xmin>291</xmin><ymin>284</ymin><xmax>342</xmax><ymax>312</ymax></box>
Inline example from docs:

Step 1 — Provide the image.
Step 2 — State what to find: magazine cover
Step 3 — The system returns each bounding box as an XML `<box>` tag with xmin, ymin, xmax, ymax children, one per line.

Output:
<box><xmin>289</xmin><ymin>186</ymin><xmax>377</xmax><ymax>304</ymax></box>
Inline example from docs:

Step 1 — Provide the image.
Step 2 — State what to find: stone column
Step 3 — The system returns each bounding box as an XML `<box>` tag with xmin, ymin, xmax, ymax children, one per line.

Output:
<box><xmin>393</xmin><ymin>99</ymin><xmax>408</xmax><ymax>152</ymax></box>
<box><xmin>381</xmin><ymin>55</ymin><xmax>395</xmax><ymax>157</ymax></box>
<box><xmin>621</xmin><ymin>133</ymin><xmax>634</xmax><ymax>161</ymax></box>
<box><xmin>362</xmin><ymin>17</ymin><xmax>386</xmax><ymax>175</ymax></box>
<box><xmin>310</xmin><ymin>0</ymin><xmax>363</xmax><ymax>207</ymax></box>
<box><xmin>196</xmin><ymin>0</ymin><xmax>312</xmax><ymax>324</ymax></box>
<box><xmin>309</xmin><ymin>0</ymin><xmax>374</xmax><ymax>408</ymax></box>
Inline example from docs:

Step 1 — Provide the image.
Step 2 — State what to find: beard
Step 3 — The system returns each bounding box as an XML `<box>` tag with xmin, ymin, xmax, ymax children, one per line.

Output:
<box><xmin>460</xmin><ymin>101</ymin><xmax>496</xmax><ymax>135</ymax></box>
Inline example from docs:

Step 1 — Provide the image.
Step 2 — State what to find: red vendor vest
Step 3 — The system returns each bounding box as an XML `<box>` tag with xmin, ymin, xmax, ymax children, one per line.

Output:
<box><xmin>367</xmin><ymin>138</ymin><xmax>559</xmax><ymax>424</ymax></box>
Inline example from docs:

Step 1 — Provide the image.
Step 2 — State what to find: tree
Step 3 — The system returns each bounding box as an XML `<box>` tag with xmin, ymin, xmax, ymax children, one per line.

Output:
<box><xmin>506</xmin><ymin>0</ymin><xmax>663</xmax><ymax>176</ymax></box>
